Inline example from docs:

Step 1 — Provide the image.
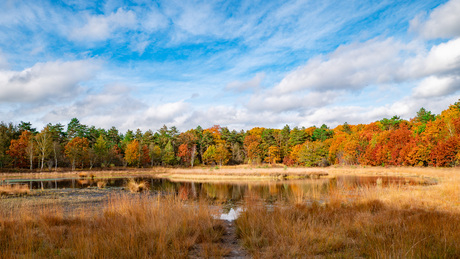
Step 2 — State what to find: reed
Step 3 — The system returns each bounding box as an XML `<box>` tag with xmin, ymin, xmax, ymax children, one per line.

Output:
<box><xmin>0</xmin><ymin>194</ymin><xmax>226</xmax><ymax>258</ymax></box>
<box><xmin>126</xmin><ymin>179</ymin><xmax>149</xmax><ymax>193</ymax></box>
<box><xmin>0</xmin><ymin>184</ymin><xmax>30</xmax><ymax>196</ymax></box>
<box><xmin>236</xmin><ymin>198</ymin><xmax>460</xmax><ymax>258</ymax></box>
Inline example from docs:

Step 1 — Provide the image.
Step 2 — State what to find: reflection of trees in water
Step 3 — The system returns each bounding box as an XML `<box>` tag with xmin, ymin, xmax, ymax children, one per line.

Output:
<box><xmin>16</xmin><ymin>176</ymin><xmax>403</xmax><ymax>203</ymax></box>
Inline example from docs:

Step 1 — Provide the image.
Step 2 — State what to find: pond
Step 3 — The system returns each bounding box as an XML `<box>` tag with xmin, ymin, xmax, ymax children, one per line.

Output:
<box><xmin>1</xmin><ymin>174</ymin><xmax>434</xmax><ymax>202</ymax></box>
<box><xmin>1</xmin><ymin>174</ymin><xmax>436</xmax><ymax>221</ymax></box>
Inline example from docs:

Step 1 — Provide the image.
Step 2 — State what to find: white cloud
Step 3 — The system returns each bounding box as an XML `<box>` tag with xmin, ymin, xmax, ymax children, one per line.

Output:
<box><xmin>408</xmin><ymin>38</ymin><xmax>460</xmax><ymax>77</ymax></box>
<box><xmin>410</xmin><ymin>0</ymin><xmax>460</xmax><ymax>39</ymax></box>
<box><xmin>253</xmin><ymin>33</ymin><xmax>460</xmax><ymax>113</ymax></box>
<box><xmin>247</xmin><ymin>90</ymin><xmax>338</xmax><ymax>112</ymax></box>
<box><xmin>225</xmin><ymin>73</ymin><xmax>264</xmax><ymax>92</ymax></box>
<box><xmin>273</xmin><ymin>38</ymin><xmax>407</xmax><ymax>94</ymax></box>
<box><xmin>142</xmin><ymin>8</ymin><xmax>168</xmax><ymax>32</ymax></box>
<box><xmin>71</xmin><ymin>8</ymin><xmax>137</xmax><ymax>41</ymax></box>
<box><xmin>413</xmin><ymin>76</ymin><xmax>460</xmax><ymax>98</ymax></box>
<box><xmin>296</xmin><ymin>94</ymin><xmax>459</xmax><ymax>128</ymax></box>
<box><xmin>170</xmin><ymin>2</ymin><xmax>221</xmax><ymax>37</ymax></box>
<box><xmin>0</xmin><ymin>60</ymin><xmax>99</xmax><ymax>103</ymax></box>
<box><xmin>145</xmin><ymin>101</ymin><xmax>190</xmax><ymax>122</ymax></box>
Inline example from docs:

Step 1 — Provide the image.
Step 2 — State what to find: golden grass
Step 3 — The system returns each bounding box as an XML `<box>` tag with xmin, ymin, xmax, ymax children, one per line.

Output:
<box><xmin>235</xmin><ymin>166</ymin><xmax>460</xmax><ymax>258</ymax></box>
<box><xmin>236</xmin><ymin>197</ymin><xmax>460</xmax><ymax>258</ymax></box>
<box><xmin>96</xmin><ymin>180</ymin><xmax>107</xmax><ymax>189</ymax></box>
<box><xmin>1</xmin><ymin>166</ymin><xmax>459</xmax><ymax>257</ymax></box>
<box><xmin>0</xmin><ymin>184</ymin><xmax>30</xmax><ymax>196</ymax></box>
<box><xmin>126</xmin><ymin>179</ymin><xmax>149</xmax><ymax>193</ymax></box>
<box><xmin>0</xmin><ymin>194</ymin><xmax>227</xmax><ymax>258</ymax></box>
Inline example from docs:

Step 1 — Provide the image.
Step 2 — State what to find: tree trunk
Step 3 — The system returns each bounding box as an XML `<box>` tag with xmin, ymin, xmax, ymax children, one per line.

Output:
<box><xmin>40</xmin><ymin>147</ymin><xmax>46</xmax><ymax>171</ymax></box>
<box><xmin>54</xmin><ymin>145</ymin><xmax>58</xmax><ymax>171</ymax></box>
<box><xmin>190</xmin><ymin>145</ymin><xmax>196</xmax><ymax>168</ymax></box>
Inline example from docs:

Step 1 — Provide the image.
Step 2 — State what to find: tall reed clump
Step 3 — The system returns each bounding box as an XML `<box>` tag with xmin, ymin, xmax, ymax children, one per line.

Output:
<box><xmin>126</xmin><ymin>179</ymin><xmax>149</xmax><ymax>193</ymax></box>
<box><xmin>236</xmin><ymin>198</ymin><xmax>460</xmax><ymax>258</ymax></box>
<box><xmin>0</xmin><ymin>194</ymin><xmax>226</xmax><ymax>258</ymax></box>
<box><xmin>0</xmin><ymin>184</ymin><xmax>30</xmax><ymax>196</ymax></box>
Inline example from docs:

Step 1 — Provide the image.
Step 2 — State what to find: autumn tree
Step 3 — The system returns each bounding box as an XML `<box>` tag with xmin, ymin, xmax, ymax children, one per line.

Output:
<box><xmin>140</xmin><ymin>144</ymin><xmax>150</xmax><ymax>166</ymax></box>
<box><xmin>0</xmin><ymin>122</ymin><xmax>18</xmax><ymax>168</ymax></box>
<box><xmin>178</xmin><ymin>143</ymin><xmax>191</xmax><ymax>165</ymax></box>
<box><xmin>7</xmin><ymin>130</ymin><xmax>32</xmax><ymax>168</ymax></box>
<box><xmin>265</xmin><ymin>145</ymin><xmax>280</xmax><ymax>164</ymax></box>
<box><xmin>35</xmin><ymin>127</ymin><xmax>53</xmax><ymax>170</ymax></box>
<box><xmin>243</xmin><ymin>134</ymin><xmax>262</xmax><ymax>164</ymax></box>
<box><xmin>125</xmin><ymin>140</ymin><xmax>140</xmax><ymax>167</ymax></box>
<box><xmin>214</xmin><ymin>143</ymin><xmax>231</xmax><ymax>166</ymax></box>
<box><xmin>177</xmin><ymin>129</ymin><xmax>199</xmax><ymax>167</ymax></box>
<box><xmin>202</xmin><ymin>145</ymin><xmax>217</xmax><ymax>165</ymax></box>
<box><xmin>149</xmin><ymin>143</ymin><xmax>162</xmax><ymax>166</ymax></box>
<box><xmin>65</xmin><ymin>137</ymin><xmax>89</xmax><ymax>170</ymax></box>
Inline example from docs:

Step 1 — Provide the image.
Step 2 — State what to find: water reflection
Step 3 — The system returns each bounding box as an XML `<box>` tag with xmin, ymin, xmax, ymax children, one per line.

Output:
<box><xmin>2</xmin><ymin>175</ymin><xmax>433</xmax><ymax>204</ymax></box>
<box><xmin>220</xmin><ymin>207</ymin><xmax>243</xmax><ymax>221</ymax></box>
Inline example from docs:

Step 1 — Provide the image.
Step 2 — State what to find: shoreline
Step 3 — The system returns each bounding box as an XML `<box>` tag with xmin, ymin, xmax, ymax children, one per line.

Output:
<box><xmin>0</xmin><ymin>165</ymin><xmax>457</xmax><ymax>181</ymax></box>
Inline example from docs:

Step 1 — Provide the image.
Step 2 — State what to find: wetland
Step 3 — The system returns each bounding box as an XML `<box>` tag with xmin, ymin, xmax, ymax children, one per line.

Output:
<box><xmin>1</xmin><ymin>166</ymin><xmax>459</xmax><ymax>258</ymax></box>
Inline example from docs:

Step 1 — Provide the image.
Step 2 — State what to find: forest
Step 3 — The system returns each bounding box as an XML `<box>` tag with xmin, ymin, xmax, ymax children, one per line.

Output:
<box><xmin>1</xmin><ymin>100</ymin><xmax>459</xmax><ymax>171</ymax></box>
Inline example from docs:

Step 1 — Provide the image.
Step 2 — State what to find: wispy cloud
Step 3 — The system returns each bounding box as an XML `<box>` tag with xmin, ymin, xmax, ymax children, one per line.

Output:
<box><xmin>70</xmin><ymin>8</ymin><xmax>137</xmax><ymax>41</ymax></box>
<box><xmin>0</xmin><ymin>0</ymin><xmax>457</xmax><ymax>132</ymax></box>
<box><xmin>225</xmin><ymin>73</ymin><xmax>264</xmax><ymax>92</ymax></box>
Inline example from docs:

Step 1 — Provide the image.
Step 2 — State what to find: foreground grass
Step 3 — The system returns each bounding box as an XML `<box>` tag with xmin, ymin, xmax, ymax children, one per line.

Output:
<box><xmin>0</xmin><ymin>194</ymin><xmax>226</xmax><ymax>258</ymax></box>
<box><xmin>236</xmin><ymin>197</ymin><xmax>460</xmax><ymax>258</ymax></box>
<box><xmin>235</xmin><ymin>167</ymin><xmax>460</xmax><ymax>258</ymax></box>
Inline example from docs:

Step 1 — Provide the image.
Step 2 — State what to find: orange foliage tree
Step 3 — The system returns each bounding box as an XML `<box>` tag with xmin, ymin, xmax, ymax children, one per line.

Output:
<box><xmin>65</xmin><ymin>137</ymin><xmax>89</xmax><ymax>170</ymax></box>
<box><xmin>7</xmin><ymin>130</ymin><xmax>32</xmax><ymax>168</ymax></box>
<box><xmin>243</xmin><ymin>134</ymin><xmax>262</xmax><ymax>164</ymax></box>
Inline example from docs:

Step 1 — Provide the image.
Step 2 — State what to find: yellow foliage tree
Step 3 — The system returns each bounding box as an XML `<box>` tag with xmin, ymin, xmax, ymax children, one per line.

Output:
<box><xmin>125</xmin><ymin>140</ymin><xmax>140</xmax><ymax>166</ymax></box>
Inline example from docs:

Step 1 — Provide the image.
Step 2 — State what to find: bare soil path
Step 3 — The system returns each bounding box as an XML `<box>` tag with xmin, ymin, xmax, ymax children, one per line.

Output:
<box><xmin>220</xmin><ymin>220</ymin><xmax>249</xmax><ymax>258</ymax></box>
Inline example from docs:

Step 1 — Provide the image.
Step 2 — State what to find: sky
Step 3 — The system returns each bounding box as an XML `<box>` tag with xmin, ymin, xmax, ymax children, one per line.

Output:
<box><xmin>0</xmin><ymin>0</ymin><xmax>460</xmax><ymax>132</ymax></box>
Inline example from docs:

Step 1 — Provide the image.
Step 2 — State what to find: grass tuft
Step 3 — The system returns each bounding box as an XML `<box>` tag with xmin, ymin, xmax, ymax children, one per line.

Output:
<box><xmin>126</xmin><ymin>179</ymin><xmax>149</xmax><ymax>193</ymax></box>
<box><xmin>0</xmin><ymin>184</ymin><xmax>30</xmax><ymax>196</ymax></box>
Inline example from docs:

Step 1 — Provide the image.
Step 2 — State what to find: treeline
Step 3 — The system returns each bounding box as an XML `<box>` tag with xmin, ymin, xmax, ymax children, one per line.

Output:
<box><xmin>1</xmin><ymin>101</ymin><xmax>459</xmax><ymax>171</ymax></box>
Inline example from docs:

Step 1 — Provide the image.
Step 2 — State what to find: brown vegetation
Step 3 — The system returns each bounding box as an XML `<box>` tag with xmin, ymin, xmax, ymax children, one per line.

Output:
<box><xmin>236</xmin><ymin>196</ymin><xmax>460</xmax><ymax>258</ymax></box>
<box><xmin>0</xmin><ymin>184</ymin><xmax>30</xmax><ymax>196</ymax></box>
<box><xmin>234</xmin><ymin>166</ymin><xmax>460</xmax><ymax>258</ymax></box>
<box><xmin>126</xmin><ymin>178</ymin><xmax>150</xmax><ymax>192</ymax></box>
<box><xmin>0</xmin><ymin>194</ymin><xmax>226</xmax><ymax>258</ymax></box>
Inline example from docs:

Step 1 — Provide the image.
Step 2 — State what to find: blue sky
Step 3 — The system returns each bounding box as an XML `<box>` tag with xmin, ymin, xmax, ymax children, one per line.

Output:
<box><xmin>1</xmin><ymin>0</ymin><xmax>460</xmax><ymax>132</ymax></box>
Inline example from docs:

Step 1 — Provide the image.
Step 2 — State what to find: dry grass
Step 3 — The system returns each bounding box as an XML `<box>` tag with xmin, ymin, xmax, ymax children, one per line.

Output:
<box><xmin>1</xmin><ymin>166</ymin><xmax>459</xmax><ymax>257</ymax></box>
<box><xmin>236</xmin><ymin>197</ymin><xmax>460</xmax><ymax>258</ymax></box>
<box><xmin>235</xmin><ymin>166</ymin><xmax>460</xmax><ymax>258</ymax></box>
<box><xmin>0</xmin><ymin>194</ymin><xmax>227</xmax><ymax>258</ymax></box>
<box><xmin>126</xmin><ymin>179</ymin><xmax>149</xmax><ymax>193</ymax></box>
<box><xmin>0</xmin><ymin>184</ymin><xmax>30</xmax><ymax>196</ymax></box>
<box><xmin>96</xmin><ymin>180</ymin><xmax>107</xmax><ymax>189</ymax></box>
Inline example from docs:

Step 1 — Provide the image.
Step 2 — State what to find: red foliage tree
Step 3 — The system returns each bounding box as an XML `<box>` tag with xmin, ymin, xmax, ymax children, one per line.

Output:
<box><xmin>7</xmin><ymin>131</ymin><xmax>32</xmax><ymax>168</ymax></box>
